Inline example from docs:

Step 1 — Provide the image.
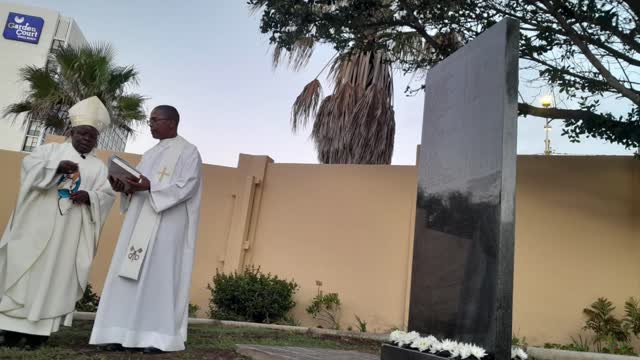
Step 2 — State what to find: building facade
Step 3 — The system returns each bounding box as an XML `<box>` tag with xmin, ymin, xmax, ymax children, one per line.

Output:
<box><xmin>0</xmin><ymin>2</ymin><xmax>128</xmax><ymax>153</ymax></box>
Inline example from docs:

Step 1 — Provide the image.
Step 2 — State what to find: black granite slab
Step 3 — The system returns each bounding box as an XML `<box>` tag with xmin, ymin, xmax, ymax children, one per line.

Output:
<box><xmin>402</xmin><ymin>18</ymin><xmax>519</xmax><ymax>360</ymax></box>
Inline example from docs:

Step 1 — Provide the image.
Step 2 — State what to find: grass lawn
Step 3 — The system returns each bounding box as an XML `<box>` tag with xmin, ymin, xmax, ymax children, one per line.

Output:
<box><xmin>0</xmin><ymin>321</ymin><xmax>381</xmax><ymax>359</ymax></box>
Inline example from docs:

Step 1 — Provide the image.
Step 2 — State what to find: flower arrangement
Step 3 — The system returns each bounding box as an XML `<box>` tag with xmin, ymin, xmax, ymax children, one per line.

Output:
<box><xmin>388</xmin><ymin>330</ymin><xmax>528</xmax><ymax>360</ymax></box>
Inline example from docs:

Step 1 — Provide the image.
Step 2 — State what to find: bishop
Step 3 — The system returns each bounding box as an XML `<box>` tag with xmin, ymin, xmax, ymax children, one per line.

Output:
<box><xmin>0</xmin><ymin>96</ymin><xmax>115</xmax><ymax>349</ymax></box>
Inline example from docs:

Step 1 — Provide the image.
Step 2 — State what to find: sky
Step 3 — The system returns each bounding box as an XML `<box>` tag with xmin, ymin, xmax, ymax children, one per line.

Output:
<box><xmin>14</xmin><ymin>0</ymin><xmax>634</xmax><ymax>166</ymax></box>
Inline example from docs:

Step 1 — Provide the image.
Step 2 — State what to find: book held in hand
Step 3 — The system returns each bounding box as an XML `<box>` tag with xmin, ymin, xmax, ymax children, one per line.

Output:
<box><xmin>108</xmin><ymin>155</ymin><xmax>141</xmax><ymax>182</ymax></box>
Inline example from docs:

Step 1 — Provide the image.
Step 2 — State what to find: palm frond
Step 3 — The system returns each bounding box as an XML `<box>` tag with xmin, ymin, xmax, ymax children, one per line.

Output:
<box><xmin>291</xmin><ymin>79</ymin><xmax>323</xmax><ymax>132</ymax></box>
<box><xmin>4</xmin><ymin>42</ymin><xmax>145</xmax><ymax>135</ymax></box>
<box><xmin>112</xmin><ymin>94</ymin><xmax>147</xmax><ymax>135</ymax></box>
<box><xmin>109</xmin><ymin>66</ymin><xmax>139</xmax><ymax>88</ymax></box>
<box><xmin>2</xmin><ymin>101</ymin><xmax>33</xmax><ymax>121</ymax></box>
<box><xmin>272</xmin><ymin>37</ymin><xmax>315</xmax><ymax>71</ymax></box>
<box><xmin>42</xmin><ymin>110</ymin><xmax>67</xmax><ymax>130</ymax></box>
<box><xmin>19</xmin><ymin>66</ymin><xmax>60</xmax><ymax>99</ymax></box>
<box><xmin>306</xmin><ymin>49</ymin><xmax>395</xmax><ymax>164</ymax></box>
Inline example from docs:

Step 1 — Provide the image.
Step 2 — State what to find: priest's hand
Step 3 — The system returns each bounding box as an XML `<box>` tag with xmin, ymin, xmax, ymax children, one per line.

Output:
<box><xmin>70</xmin><ymin>190</ymin><xmax>90</xmax><ymax>205</ymax></box>
<box><xmin>57</xmin><ymin>160</ymin><xmax>79</xmax><ymax>174</ymax></box>
<box><xmin>108</xmin><ymin>176</ymin><xmax>126</xmax><ymax>193</ymax></box>
<box><xmin>125</xmin><ymin>175</ymin><xmax>151</xmax><ymax>193</ymax></box>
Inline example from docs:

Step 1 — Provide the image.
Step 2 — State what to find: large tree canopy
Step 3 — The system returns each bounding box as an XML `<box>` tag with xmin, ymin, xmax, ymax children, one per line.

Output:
<box><xmin>250</xmin><ymin>0</ymin><xmax>640</xmax><ymax>157</ymax></box>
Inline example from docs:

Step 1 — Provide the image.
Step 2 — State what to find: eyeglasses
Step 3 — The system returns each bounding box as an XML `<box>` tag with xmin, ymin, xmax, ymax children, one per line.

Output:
<box><xmin>147</xmin><ymin>118</ymin><xmax>171</xmax><ymax>126</ymax></box>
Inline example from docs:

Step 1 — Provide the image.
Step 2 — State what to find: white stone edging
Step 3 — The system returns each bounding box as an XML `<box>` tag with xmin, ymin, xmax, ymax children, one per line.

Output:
<box><xmin>528</xmin><ymin>347</ymin><xmax>640</xmax><ymax>360</ymax></box>
<box><xmin>73</xmin><ymin>312</ymin><xmax>388</xmax><ymax>341</ymax></box>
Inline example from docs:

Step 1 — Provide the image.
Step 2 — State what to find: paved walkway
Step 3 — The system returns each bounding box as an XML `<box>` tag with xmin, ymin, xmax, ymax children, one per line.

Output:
<box><xmin>236</xmin><ymin>345</ymin><xmax>379</xmax><ymax>360</ymax></box>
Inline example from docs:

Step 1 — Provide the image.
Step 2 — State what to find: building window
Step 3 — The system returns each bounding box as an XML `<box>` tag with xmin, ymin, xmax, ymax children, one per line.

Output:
<box><xmin>96</xmin><ymin>127</ymin><xmax>128</xmax><ymax>152</ymax></box>
<box><xmin>22</xmin><ymin>121</ymin><xmax>45</xmax><ymax>152</ymax></box>
<box><xmin>22</xmin><ymin>136</ymin><xmax>40</xmax><ymax>152</ymax></box>
<box><xmin>52</xmin><ymin>39</ymin><xmax>65</xmax><ymax>50</ymax></box>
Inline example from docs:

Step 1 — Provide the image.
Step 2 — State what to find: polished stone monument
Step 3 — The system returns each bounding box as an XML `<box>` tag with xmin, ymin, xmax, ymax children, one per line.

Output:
<box><xmin>381</xmin><ymin>18</ymin><xmax>519</xmax><ymax>360</ymax></box>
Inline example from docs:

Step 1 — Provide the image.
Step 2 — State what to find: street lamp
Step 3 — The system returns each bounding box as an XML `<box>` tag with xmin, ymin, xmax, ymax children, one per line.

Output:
<box><xmin>540</xmin><ymin>95</ymin><xmax>553</xmax><ymax>108</ymax></box>
<box><xmin>540</xmin><ymin>95</ymin><xmax>553</xmax><ymax>155</ymax></box>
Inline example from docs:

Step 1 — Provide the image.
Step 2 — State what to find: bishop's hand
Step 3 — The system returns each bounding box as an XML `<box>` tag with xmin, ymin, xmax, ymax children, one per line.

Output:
<box><xmin>125</xmin><ymin>175</ymin><xmax>151</xmax><ymax>193</ymax></box>
<box><xmin>57</xmin><ymin>160</ymin><xmax>79</xmax><ymax>174</ymax></box>
<box><xmin>108</xmin><ymin>175</ymin><xmax>126</xmax><ymax>193</ymax></box>
<box><xmin>70</xmin><ymin>190</ymin><xmax>91</xmax><ymax>205</ymax></box>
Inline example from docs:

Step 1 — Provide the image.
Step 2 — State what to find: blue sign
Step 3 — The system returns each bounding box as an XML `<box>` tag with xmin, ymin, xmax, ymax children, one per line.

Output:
<box><xmin>3</xmin><ymin>12</ymin><xmax>44</xmax><ymax>44</ymax></box>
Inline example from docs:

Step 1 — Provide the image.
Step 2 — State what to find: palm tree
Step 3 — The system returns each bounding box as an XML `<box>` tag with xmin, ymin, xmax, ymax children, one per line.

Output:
<box><xmin>272</xmin><ymin>38</ymin><xmax>396</xmax><ymax>164</ymax></box>
<box><xmin>3</xmin><ymin>43</ymin><xmax>146</xmax><ymax>136</ymax></box>
<box><xmin>290</xmin><ymin>50</ymin><xmax>395</xmax><ymax>164</ymax></box>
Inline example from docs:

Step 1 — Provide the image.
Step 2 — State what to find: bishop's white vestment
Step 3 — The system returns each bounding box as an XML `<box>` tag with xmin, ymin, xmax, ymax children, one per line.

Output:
<box><xmin>0</xmin><ymin>142</ymin><xmax>115</xmax><ymax>336</ymax></box>
<box><xmin>90</xmin><ymin>136</ymin><xmax>202</xmax><ymax>352</ymax></box>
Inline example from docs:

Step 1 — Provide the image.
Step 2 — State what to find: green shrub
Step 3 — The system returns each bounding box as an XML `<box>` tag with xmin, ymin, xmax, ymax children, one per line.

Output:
<box><xmin>574</xmin><ymin>297</ymin><xmax>640</xmax><ymax>355</ymax></box>
<box><xmin>355</xmin><ymin>315</ymin><xmax>367</xmax><ymax>333</ymax></box>
<box><xmin>569</xmin><ymin>334</ymin><xmax>592</xmax><ymax>352</ymax></box>
<box><xmin>75</xmin><ymin>283</ymin><xmax>100</xmax><ymax>312</ymax></box>
<box><xmin>542</xmin><ymin>297</ymin><xmax>640</xmax><ymax>356</ymax></box>
<box><xmin>512</xmin><ymin>334</ymin><xmax>528</xmax><ymax>348</ymax></box>
<box><xmin>583</xmin><ymin>298</ymin><xmax>628</xmax><ymax>344</ymax></box>
<box><xmin>306</xmin><ymin>290</ymin><xmax>341</xmax><ymax>329</ymax></box>
<box><xmin>601</xmin><ymin>335</ymin><xmax>637</xmax><ymax>355</ymax></box>
<box><xmin>623</xmin><ymin>297</ymin><xmax>640</xmax><ymax>337</ymax></box>
<box><xmin>189</xmin><ymin>303</ymin><xmax>200</xmax><ymax>317</ymax></box>
<box><xmin>207</xmin><ymin>266</ymin><xmax>298</xmax><ymax>323</ymax></box>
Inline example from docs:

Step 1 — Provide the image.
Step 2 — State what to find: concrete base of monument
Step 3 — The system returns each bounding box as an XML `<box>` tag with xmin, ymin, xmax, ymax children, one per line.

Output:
<box><xmin>380</xmin><ymin>344</ymin><xmax>450</xmax><ymax>360</ymax></box>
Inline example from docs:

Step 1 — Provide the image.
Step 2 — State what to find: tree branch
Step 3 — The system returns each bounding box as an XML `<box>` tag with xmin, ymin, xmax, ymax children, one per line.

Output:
<box><xmin>486</xmin><ymin>3</ymin><xmax>547</xmax><ymax>28</ymax></box>
<box><xmin>519</xmin><ymin>102</ymin><xmax>606</xmax><ymax>121</ymax></box>
<box><xmin>522</xmin><ymin>55</ymin><xmax>615</xmax><ymax>91</ymax></box>
<box><xmin>396</xmin><ymin>0</ymin><xmax>448</xmax><ymax>55</ymax></box>
<box><xmin>538</xmin><ymin>0</ymin><xmax>640</xmax><ymax>106</ymax></box>
<box><xmin>621</xmin><ymin>0</ymin><xmax>640</xmax><ymax>19</ymax></box>
<box><xmin>561</xmin><ymin>0</ymin><xmax>640</xmax><ymax>54</ymax></box>
<box><xmin>578</xmin><ymin>34</ymin><xmax>640</xmax><ymax>67</ymax></box>
<box><xmin>519</xmin><ymin>102</ymin><xmax>639</xmax><ymax>149</ymax></box>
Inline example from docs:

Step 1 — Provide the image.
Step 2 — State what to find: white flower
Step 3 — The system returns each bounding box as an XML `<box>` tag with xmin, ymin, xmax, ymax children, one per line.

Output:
<box><xmin>425</xmin><ymin>335</ymin><xmax>438</xmax><ymax>343</ymax></box>
<box><xmin>389</xmin><ymin>330</ymin><xmax>406</xmax><ymax>344</ymax></box>
<box><xmin>424</xmin><ymin>335</ymin><xmax>438</xmax><ymax>351</ymax></box>
<box><xmin>511</xmin><ymin>346</ymin><xmax>528</xmax><ymax>360</ymax></box>
<box><xmin>391</xmin><ymin>331</ymin><xmax>420</xmax><ymax>347</ymax></box>
<box><xmin>457</xmin><ymin>343</ymin><xmax>473</xmax><ymax>359</ymax></box>
<box><xmin>517</xmin><ymin>347</ymin><xmax>528</xmax><ymax>360</ymax></box>
<box><xmin>392</xmin><ymin>333</ymin><xmax>488</xmax><ymax>360</ymax></box>
<box><xmin>449</xmin><ymin>345</ymin><xmax>461</xmax><ymax>358</ymax></box>
<box><xmin>429</xmin><ymin>339</ymin><xmax>443</xmax><ymax>354</ymax></box>
<box><xmin>401</xmin><ymin>331</ymin><xmax>421</xmax><ymax>347</ymax></box>
<box><xmin>469</xmin><ymin>344</ymin><xmax>487</xmax><ymax>359</ymax></box>
<box><xmin>441</xmin><ymin>339</ymin><xmax>459</xmax><ymax>353</ymax></box>
<box><xmin>410</xmin><ymin>337</ymin><xmax>432</xmax><ymax>352</ymax></box>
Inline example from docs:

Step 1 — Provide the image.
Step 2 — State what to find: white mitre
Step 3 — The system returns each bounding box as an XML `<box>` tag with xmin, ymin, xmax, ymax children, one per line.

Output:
<box><xmin>68</xmin><ymin>96</ymin><xmax>111</xmax><ymax>133</ymax></box>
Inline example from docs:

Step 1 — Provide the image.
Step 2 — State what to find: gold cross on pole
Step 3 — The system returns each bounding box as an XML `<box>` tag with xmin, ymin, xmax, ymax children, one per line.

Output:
<box><xmin>158</xmin><ymin>167</ymin><xmax>171</xmax><ymax>181</ymax></box>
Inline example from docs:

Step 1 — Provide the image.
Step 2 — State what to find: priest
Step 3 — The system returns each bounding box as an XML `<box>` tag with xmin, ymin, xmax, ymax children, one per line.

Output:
<box><xmin>90</xmin><ymin>105</ymin><xmax>202</xmax><ymax>354</ymax></box>
<box><xmin>0</xmin><ymin>96</ymin><xmax>115</xmax><ymax>349</ymax></box>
